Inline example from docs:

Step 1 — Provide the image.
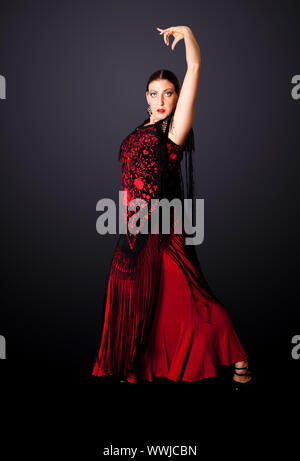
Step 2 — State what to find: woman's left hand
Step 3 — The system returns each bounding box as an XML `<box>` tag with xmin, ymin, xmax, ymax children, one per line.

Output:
<box><xmin>156</xmin><ymin>26</ymin><xmax>190</xmax><ymax>50</ymax></box>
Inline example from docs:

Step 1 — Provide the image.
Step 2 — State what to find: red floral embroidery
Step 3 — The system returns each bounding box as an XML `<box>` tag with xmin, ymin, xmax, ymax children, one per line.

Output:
<box><xmin>119</xmin><ymin>124</ymin><xmax>184</xmax><ymax>249</ymax></box>
<box><xmin>134</xmin><ymin>178</ymin><xmax>144</xmax><ymax>189</ymax></box>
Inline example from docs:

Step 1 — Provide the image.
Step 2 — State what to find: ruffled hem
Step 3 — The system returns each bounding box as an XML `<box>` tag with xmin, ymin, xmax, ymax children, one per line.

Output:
<box><xmin>92</xmin><ymin>318</ymin><xmax>248</xmax><ymax>383</ymax></box>
<box><xmin>92</xmin><ymin>354</ymin><xmax>249</xmax><ymax>384</ymax></box>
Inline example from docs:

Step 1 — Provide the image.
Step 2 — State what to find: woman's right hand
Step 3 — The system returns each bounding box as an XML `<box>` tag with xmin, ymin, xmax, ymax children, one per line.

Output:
<box><xmin>156</xmin><ymin>26</ymin><xmax>191</xmax><ymax>51</ymax></box>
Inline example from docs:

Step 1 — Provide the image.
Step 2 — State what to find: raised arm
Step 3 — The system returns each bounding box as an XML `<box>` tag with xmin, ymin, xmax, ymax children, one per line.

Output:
<box><xmin>157</xmin><ymin>26</ymin><xmax>201</xmax><ymax>146</ymax></box>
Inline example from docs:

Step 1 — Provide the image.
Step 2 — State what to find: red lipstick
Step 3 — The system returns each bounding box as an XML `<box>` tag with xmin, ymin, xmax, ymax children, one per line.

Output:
<box><xmin>157</xmin><ymin>109</ymin><xmax>165</xmax><ymax>113</ymax></box>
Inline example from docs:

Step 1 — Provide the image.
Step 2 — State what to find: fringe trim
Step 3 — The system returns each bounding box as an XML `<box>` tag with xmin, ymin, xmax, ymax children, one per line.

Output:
<box><xmin>94</xmin><ymin>233</ymin><xmax>163</xmax><ymax>377</ymax></box>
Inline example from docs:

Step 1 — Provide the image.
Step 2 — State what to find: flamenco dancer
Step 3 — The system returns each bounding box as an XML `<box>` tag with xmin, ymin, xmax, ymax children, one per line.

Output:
<box><xmin>91</xmin><ymin>26</ymin><xmax>253</xmax><ymax>389</ymax></box>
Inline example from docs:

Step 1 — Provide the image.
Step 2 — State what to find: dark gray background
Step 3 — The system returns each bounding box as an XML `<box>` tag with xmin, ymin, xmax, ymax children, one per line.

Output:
<box><xmin>0</xmin><ymin>0</ymin><xmax>299</xmax><ymax>390</ymax></box>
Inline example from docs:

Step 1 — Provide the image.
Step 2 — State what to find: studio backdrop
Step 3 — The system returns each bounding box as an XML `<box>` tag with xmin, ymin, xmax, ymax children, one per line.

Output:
<box><xmin>0</xmin><ymin>0</ymin><xmax>299</xmax><ymax>390</ymax></box>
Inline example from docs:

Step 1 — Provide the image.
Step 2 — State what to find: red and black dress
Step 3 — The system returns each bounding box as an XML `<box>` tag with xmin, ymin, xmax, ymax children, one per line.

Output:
<box><xmin>91</xmin><ymin>110</ymin><xmax>248</xmax><ymax>382</ymax></box>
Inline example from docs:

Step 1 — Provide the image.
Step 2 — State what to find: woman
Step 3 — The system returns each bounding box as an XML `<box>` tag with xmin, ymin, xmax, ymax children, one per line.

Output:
<box><xmin>91</xmin><ymin>26</ymin><xmax>252</xmax><ymax>388</ymax></box>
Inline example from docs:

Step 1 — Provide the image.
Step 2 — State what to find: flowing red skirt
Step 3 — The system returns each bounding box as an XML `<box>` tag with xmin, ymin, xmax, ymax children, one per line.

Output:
<box><xmin>91</xmin><ymin>230</ymin><xmax>248</xmax><ymax>383</ymax></box>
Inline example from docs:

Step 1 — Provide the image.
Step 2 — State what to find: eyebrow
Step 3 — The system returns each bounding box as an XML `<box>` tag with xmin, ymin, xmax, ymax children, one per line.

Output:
<box><xmin>149</xmin><ymin>88</ymin><xmax>173</xmax><ymax>92</ymax></box>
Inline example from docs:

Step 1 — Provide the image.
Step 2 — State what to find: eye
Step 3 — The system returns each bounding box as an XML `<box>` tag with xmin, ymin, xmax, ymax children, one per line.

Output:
<box><xmin>165</xmin><ymin>91</ymin><xmax>172</xmax><ymax>96</ymax></box>
<box><xmin>150</xmin><ymin>92</ymin><xmax>156</xmax><ymax>97</ymax></box>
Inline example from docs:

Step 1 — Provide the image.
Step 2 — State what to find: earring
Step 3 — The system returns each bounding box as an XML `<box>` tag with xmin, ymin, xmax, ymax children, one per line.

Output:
<box><xmin>147</xmin><ymin>104</ymin><xmax>152</xmax><ymax>115</ymax></box>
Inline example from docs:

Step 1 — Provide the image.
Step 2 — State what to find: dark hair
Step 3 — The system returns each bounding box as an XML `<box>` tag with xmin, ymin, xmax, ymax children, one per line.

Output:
<box><xmin>146</xmin><ymin>69</ymin><xmax>180</xmax><ymax>94</ymax></box>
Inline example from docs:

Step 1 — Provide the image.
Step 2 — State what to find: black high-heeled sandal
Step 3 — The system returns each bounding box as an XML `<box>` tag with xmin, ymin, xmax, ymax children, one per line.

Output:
<box><xmin>232</xmin><ymin>363</ymin><xmax>253</xmax><ymax>391</ymax></box>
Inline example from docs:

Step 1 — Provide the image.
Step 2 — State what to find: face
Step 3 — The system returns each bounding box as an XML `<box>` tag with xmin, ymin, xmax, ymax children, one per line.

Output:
<box><xmin>146</xmin><ymin>79</ymin><xmax>179</xmax><ymax>121</ymax></box>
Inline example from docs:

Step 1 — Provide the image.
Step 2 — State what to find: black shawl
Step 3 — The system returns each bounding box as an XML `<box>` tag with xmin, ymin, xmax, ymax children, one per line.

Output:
<box><xmin>117</xmin><ymin>108</ymin><xmax>196</xmax><ymax>260</ymax></box>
